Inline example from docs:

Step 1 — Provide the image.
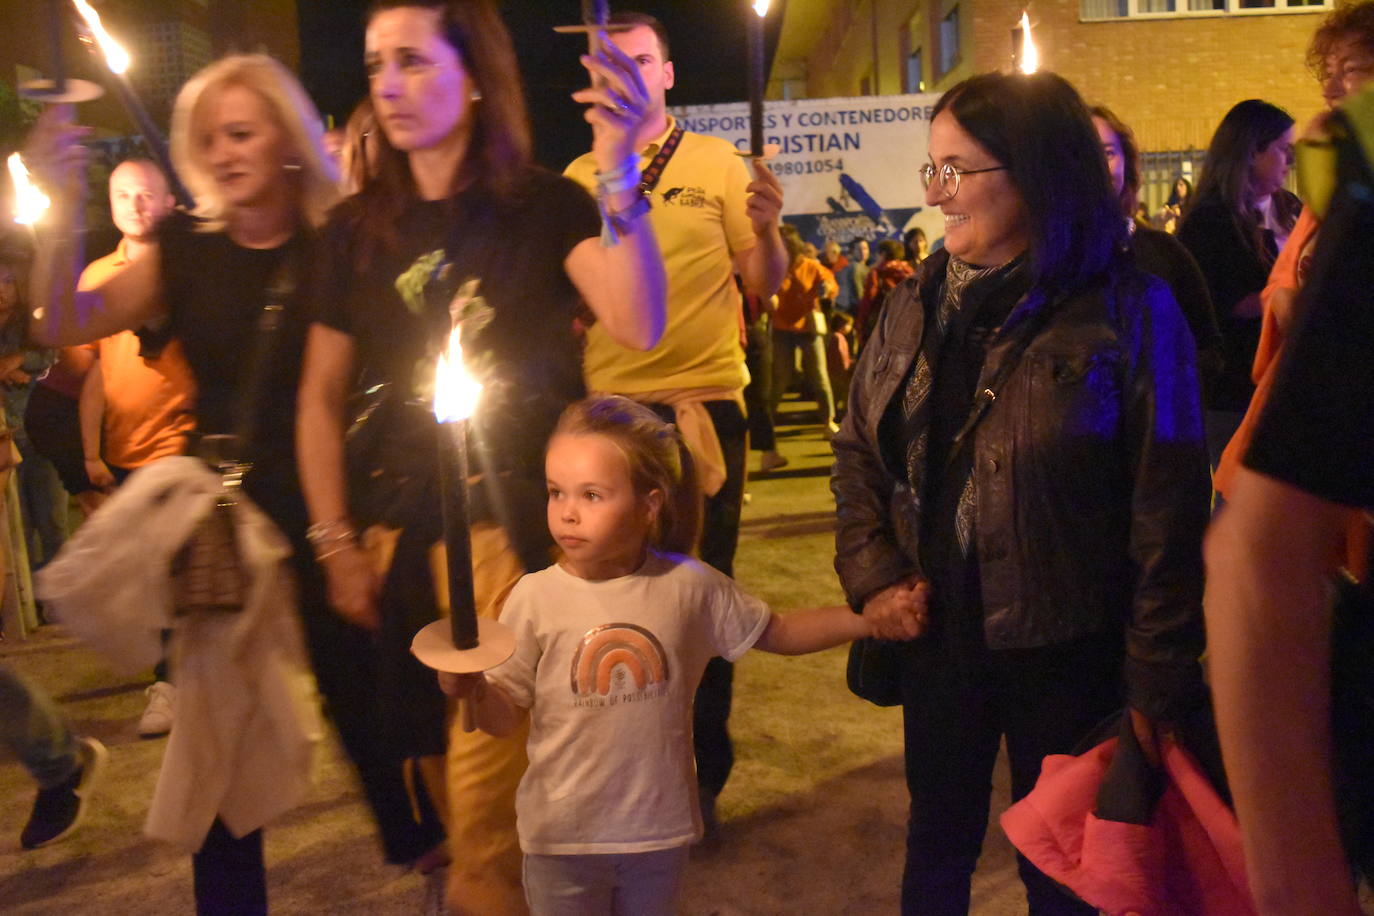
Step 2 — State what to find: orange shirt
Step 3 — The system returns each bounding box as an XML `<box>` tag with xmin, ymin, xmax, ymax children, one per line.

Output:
<box><xmin>773</xmin><ymin>258</ymin><xmax>836</xmax><ymax>332</ymax></box>
<box><xmin>78</xmin><ymin>243</ymin><xmax>197</xmax><ymax>468</ymax></box>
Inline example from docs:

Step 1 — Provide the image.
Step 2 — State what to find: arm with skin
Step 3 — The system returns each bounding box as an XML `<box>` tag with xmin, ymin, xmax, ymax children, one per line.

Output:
<box><xmin>752</xmin><ymin>606</ymin><xmax>873</xmax><ymax>656</ymax></box>
<box><xmin>564</xmin><ymin>36</ymin><xmax>667</xmax><ymax>351</ymax></box>
<box><xmin>734</xmin><ymin>164</ymin><xmax>788</xmax><ymax>299</ymax></box>
<box><xmin>1203</xmin><ymin>467</ymin><xmax>1359</xmax><ymax>916</ymax></box>
<box><xmin>78</xmin><ymin>355</ymin><xmax>114</xmax><ymax>490</ymax></box>
<box><xmin>296</xmin><ymin>322</ymin><xmax>380</xmax><ymax>631</ymax></box>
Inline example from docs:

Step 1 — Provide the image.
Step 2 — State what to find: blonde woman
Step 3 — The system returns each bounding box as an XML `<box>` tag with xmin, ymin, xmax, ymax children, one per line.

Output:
<box><xmin>25</xmin><ymin>55</ymin><xmax>425</xmax><ymax>913</ymax></box>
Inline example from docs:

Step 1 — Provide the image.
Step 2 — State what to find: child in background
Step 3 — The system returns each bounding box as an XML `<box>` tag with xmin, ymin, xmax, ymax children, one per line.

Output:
<box><xmin>826</xmin><ymin>311</ymin><xmax>855</xmax><ymax>417</ymax></box>
<box><xmin>441</xmin><ymin>396</ymin><xmax>916</xmax><ymax>914</ymax></box>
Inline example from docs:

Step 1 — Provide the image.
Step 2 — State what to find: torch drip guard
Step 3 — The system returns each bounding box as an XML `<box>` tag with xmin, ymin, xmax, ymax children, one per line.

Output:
<box><xmin>411</xmin><ymin>617</ymin><xmax>516</xmax><ymax>674</ymax></box>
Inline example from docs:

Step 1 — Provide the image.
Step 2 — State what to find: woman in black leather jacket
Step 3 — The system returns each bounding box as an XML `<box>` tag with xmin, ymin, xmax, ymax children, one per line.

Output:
<box><xmin>830</xmin><ymin>71</ymin><xmax>1210</xmax><ymax>915</ymax></box>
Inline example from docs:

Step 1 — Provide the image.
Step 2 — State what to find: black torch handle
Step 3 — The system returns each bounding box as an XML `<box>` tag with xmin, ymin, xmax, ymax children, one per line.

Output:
<box><xmin>439</xmin><ymin>420</ymin><xmax>480</xmax><ymax>650</ymax></box>
<box><xmin>106</xmin><ymin>76</ymin><xmax>195</xmax><ymax>209</ymax></box>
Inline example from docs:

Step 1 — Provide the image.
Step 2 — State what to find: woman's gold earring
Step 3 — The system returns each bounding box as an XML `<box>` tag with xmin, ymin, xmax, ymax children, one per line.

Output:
<box><xmin>470</xmin><ymin>88</ymin><xmax>482</xmax><ymax>102</ymax></box>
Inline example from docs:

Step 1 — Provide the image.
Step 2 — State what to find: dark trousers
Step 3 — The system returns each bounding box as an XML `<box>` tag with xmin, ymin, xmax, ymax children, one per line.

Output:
<box><xmin>899</xmin><ymin>637</ymin><xmax>1122</xmax><ymax>915</ymax></box>
<box><xmin>647</xmin><ymin>399</ymin><xmax>748</xmax><ymax>797</ymax></box>
<box><xmin>290</xmin><ymin>547</ymin><xmax>446</xmax><ymax>865</ymax></box>
<box><xmin>743</xmin><ymin>318</ymin><xmax>776</xmax><ymax>452</ymax></box>
<box><xmin>193</xmin><ymin>819</ymin><xmax>266</xmax><ymax>916</ymax></box>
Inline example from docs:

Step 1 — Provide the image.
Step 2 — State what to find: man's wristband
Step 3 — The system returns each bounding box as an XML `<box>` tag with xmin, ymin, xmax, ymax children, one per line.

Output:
<box><xmin>595</xmin><ymin>158</ymin><xmax>640</xmax><ymax>196</ymax></box>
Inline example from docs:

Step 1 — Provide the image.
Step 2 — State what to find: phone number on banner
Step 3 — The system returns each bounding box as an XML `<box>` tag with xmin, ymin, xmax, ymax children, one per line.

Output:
<box><xmin>767</xmin><ymin>158</ymin><xmax>847</xmax><ymax>176</ymax></box>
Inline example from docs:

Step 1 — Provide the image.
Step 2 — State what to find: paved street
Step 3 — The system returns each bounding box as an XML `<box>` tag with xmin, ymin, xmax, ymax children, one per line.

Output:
<box><xmin>0</xmin><ymin>405</ymin><xmax>1024</xmax><ymax>914</ymax></box>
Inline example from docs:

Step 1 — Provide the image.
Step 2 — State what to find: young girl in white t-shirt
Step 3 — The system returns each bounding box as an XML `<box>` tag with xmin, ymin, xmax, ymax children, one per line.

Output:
<box><xmin>440</xmin><ymin>395</ymin><xmax>918</xmax><ymax>915</ymax></box>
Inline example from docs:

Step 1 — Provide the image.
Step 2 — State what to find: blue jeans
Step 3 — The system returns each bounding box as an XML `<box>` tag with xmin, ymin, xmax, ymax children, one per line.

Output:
<box><xmin>522</xmin><ymin>846</ymin><xmax>689</xmax><ymax>916</ymax></box>
<box><xmin>0</xmin><ymin>663</ymin><xmax>79</xmax><ymax>789</ymax></box>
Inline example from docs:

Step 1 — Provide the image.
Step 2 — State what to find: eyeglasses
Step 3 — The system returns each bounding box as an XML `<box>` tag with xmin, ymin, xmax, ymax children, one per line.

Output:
<box><xmin>919</xmin><ymin>162</ymin><xmax>1008</xmax><ymax>200</ymax></box>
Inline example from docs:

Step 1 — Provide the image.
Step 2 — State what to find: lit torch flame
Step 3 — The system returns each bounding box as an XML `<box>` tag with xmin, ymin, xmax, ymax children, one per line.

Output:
<box><xmin>754</xmin><ymin>0</ymin><xmax>770</xmax><ymax>16</ymax></box>
<box><xmin>7</xmin><ymin>154</ymin><xmax>50</xmax><ymax>226</ymax></box>
<box><xmin>433</xmin><ymin>326</ymin><xmax>483</xmax><ymax>424</ymax></box>
<box><xmin>72</xmin><ymin>0</ymin><xmax>131</xmax><ymax>75</ymax></box>
<box><xmin>1018</xmin><ymin>11</ymin><xmax>1039</xmax><ymax>75</ymax></box>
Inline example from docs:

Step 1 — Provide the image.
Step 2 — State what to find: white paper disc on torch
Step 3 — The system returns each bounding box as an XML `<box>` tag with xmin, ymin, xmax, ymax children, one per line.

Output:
<box><xmin>736</xmin><ymin>143</ymin><xmax>782</xmax><ymax>163</ymax></box>
<box><xmin>411</xmin><ymin>617</ymin><xmax>516</xmax><ymax>674</ymax></box>
<box><xmin>18</xmin><ymin>79</ymin><xmax>105</xmax><ymax>103</ymax></box>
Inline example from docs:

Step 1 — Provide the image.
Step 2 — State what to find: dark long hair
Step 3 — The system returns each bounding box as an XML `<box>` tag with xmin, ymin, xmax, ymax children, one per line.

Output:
<box><xmin>933</xmin><ymin>71</ymin><xmax>1124</xmax><ymax>295</ymax></box>
<box><xmin>1186</xmin><ymin>99</ymin><xmax>1293</xmax><ymax>263</ymax></box>
<box><xmin>347</xmin><ymin>0</ymin><xmax>533</xmax><ymax>265</ymax></box>
<box><xmin>1166</xmin><ymin>176</ymin><xmax>1192</xmax><ymax>209</ymax></box>
<box><xmin>1089</xmin><ymin>105</ymin><xmax>1141</xmax><ymax>219</ymax></box>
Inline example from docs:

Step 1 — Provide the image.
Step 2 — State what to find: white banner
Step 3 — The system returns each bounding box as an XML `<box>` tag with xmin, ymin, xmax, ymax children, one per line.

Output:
<box><xmin>670</xmin><ymin>93</ymin><xmax>944</xmax><ymax>250</ymax></box>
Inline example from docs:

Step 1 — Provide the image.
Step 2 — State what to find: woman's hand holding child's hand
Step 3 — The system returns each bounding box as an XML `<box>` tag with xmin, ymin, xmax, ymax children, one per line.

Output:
<box><xmin>862</xmin><ymin>576</ymin><xmax>931</xmax><ymax>640</ymax></box>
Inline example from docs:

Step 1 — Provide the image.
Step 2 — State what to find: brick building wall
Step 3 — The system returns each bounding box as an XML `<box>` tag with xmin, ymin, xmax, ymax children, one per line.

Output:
<box><xmin>973</xmin><ymin>1</ymin><xmax>1327</xmax><ymax>151</ymax></box>
<box><xmin>775</xmin><ymin>0</ymin><xmax>1331</xmax><ymax>151</ymax></box>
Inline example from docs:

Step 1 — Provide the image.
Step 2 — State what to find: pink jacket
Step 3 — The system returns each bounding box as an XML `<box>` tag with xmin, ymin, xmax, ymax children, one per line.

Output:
<box><xmin>1000</xmin><ymin>736</ymin><xmax>1257</xmax><ymax>916</ymax></box>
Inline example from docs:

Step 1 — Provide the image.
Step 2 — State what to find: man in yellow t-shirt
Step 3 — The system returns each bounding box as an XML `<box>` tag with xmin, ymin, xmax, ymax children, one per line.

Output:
<box><xmin>77</xmin><ymin>160</ymin><xmax>193</xmax><ymax>738</ymax></box>
<box><xmin>564</xmin><ymin>11</ymin><xmax>787</xmax><ymax>831</ymax></box>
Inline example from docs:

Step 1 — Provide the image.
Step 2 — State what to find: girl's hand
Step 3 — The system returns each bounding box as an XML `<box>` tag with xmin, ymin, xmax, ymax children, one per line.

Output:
<box><xmin>320</xmin><ymin>544</ymin><xmax>381</xmax><ymax>631</ymax></box>
<box><xmin>572</xmin><ymin>34</ymin><xmax>652</xmax><ymax>170</ymax></box>
<box><xmin>437</xmin><ymin>671</ymin><xmax>485</xmax><ymax>699</ymax></box>
<box><xmin>21</xmin><ymin>105</ymin><xmax>92</xmax><ymax>207</ymax></box>
<box><xmin>862</xmin><ymin>575</ymin><xmax>930</xmax><ymax>641</ymax></box>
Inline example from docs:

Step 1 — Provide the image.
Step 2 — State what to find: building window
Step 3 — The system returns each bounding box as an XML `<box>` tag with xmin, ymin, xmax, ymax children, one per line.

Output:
<box><xmin>938</xmin><ymin>6</ymin><xmax>960</xmax><ymax>76</ymax></box>
<box><xmin>907</xmin><ymin>47</ymin><xmax>926</xmax><ymax>93</ymax></box>
<box><xmin>1082</xmin><ymin>0</ymin><xmax>1329</xmax><ymax>18</ymax></box>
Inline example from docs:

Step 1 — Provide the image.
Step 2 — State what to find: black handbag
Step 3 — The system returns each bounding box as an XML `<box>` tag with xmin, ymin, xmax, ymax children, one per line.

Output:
<box><xmin>343</xmin><ymin>381</ymin><xmax>439</xmax><ymax>529</ymax></box>
<box><xmin>846</xmin><ymin>636</ymin><xmax>906</xmax><ymax>706</ymax></box>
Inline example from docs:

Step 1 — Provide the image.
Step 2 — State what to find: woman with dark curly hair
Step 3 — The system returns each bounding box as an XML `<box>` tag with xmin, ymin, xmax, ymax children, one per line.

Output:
<box><xmin>831</xmin><ymin>71</ymin><xmax>1209</xmax><ymax>914</ymax></box>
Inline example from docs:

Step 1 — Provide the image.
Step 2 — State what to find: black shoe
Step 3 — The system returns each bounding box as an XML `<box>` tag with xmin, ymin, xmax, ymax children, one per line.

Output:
<box><xmin>21</xmin><ymin>737</ymin><xmax>108</xmax><ymax>849</ymax></box>
<box><xmin>696</xmin><ymin>789</ymin><xmax>721</xmax><ymax>847</ymax></box>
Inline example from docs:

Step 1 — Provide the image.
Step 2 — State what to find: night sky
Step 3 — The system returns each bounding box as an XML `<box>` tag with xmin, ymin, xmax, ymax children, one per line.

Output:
<box><xmin>297</xmin><ymin>0</ymin><xmax>781</xmax><ymax>170</ymax></box>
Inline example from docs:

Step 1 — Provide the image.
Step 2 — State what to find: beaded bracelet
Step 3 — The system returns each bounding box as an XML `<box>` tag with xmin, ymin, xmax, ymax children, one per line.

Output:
<box><xmin>306</xmin><ymin>519</ymin><xmax>357</xmax><ymax>560</ymax></box>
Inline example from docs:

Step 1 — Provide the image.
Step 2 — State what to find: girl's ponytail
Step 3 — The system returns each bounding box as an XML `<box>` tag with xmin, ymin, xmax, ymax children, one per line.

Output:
<box><xmin>659</xmin><ymin>436</ymin><xmax>702</xmax><ymax>555</ymax></box>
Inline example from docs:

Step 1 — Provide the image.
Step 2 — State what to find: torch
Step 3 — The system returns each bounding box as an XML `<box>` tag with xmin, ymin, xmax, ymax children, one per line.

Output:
<box><xmin>18</xmin><ymin>0</ymin><xmax>103</xmax><ymax>104</ymax></box>
<box><xmin>739</xmin><ymin>2</ymin><xmax>780</xmax><ymax>174</ymax></box>
<box><xmin>747</xmin><ymin>1</ymin><xmax>770</xmax><ymax>159</ymax></box>
<box><xmin>554</xmin><ymin>0</ymin><xmax>632</xmax><ymax>74</ymax></box>
<box><xmin>8</xmin><ymin>154</ymin><xmax>52</xmax><ymax>229</ymax></box>
<box><xmin>410</xmin><ymin>326</ymin><xmax>515</xmax><ymax>716</ymax></box>
<box><xmin>70</xmin><ymin>0</ymin><xmax>195</xmax><ymax>209</ymax></box>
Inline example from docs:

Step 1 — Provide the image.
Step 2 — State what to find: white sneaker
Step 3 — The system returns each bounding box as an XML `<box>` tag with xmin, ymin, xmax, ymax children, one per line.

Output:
<box><xmin>138</xmin><ymin>681</ymin><xmax>175</xmax><ymax>738</ymax></box>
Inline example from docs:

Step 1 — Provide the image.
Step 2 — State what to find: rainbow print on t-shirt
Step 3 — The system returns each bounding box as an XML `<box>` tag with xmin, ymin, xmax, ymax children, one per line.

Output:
<box><xmin>570</xmin><ymin>623</ymin><xmax>671</xmax><ymax>702</ymax></box>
